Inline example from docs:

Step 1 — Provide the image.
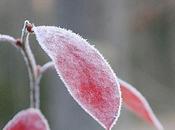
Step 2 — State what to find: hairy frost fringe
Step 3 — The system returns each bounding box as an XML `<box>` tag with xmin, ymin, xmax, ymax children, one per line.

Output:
<box><xmin>34</xmin><ymin>26</ymin><xmax>122</xmax><ymax>130</ymax></box>
<box><xmin>3</xmin><ymin>108</ymin><xmax>50</xmax><ymax>130</ymax></box>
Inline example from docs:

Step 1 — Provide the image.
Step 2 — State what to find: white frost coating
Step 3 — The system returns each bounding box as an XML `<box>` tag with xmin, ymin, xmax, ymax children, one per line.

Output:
<box><xmin>54</xmin><ymin>62</ymin><xmax>122</xmax><ymax>130</ymax></box>
<box><xmin>3</xmin><ymin>108</ymin><xmax>50</xmax><ymax>130</ymax></box>
<box><xmin>119</xmin><ymin>79</ymin><xmax>164</xmax><ymax>130</ymax></box>
<box><xmin>0</xmin><ymin>34</ymin><xmax>16</xmax><ymax>45</ymax></box>
<box><xmin>34</xmin><ymin>26</ymin><xmax>122</xmax><ymax>130</ymax></box>
<box><xmin>33</xmin><ymin>109</ymin><xmax>50</xmax><ymax>130</ymax></box>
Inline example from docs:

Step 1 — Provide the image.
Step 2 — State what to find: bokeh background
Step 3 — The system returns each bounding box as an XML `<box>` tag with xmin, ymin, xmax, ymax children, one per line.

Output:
<box><xmin>0</xmin><ymin>0</ymin><xmax>175</xmax><ymax>130</ymax></box>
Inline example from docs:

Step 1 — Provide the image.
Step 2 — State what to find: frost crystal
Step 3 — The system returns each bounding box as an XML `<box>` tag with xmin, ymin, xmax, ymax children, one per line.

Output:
<box><xmin>34</xmin><ymin>26</ymin><xmax>122</xmax><ymax>130</ymax></box>
<box><xmin>3</xmin><ymin>108</ymin><xmax>50</xmax><ymax>130</ymax></box>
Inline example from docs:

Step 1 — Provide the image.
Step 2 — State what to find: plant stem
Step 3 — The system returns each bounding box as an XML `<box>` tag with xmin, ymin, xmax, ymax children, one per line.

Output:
<box><xmin>0</xmin><ymin>34</ymin><xmax>16</xmax><ymax>46</ymax></box>
<box><xmin>0</xmin><ymin>20</ymin><xmax>53</xmax><ymax>109</ymax></box>
<box><xmin>37</xmin><ymin>62</ymin><xmax>54</xmax><ymax>84</ymax></box>
<box><xmin>40</xmin><ymin>62</ymin><xmax>54</xmax><ymax>76</ymax></box>
<box><xmin>20</xmin><ymin>20</ymin><xmax>39</xmax><ymax>109</ymax></box>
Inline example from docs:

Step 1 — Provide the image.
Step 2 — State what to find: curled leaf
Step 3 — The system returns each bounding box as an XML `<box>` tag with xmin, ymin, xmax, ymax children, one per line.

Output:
<box><xmin>3</xmin><ymin>108</ymin><xmax>50</xmax><ymax>130</ymax></box>
<box><xmin>34</xmin><ymin>26</ymin><xmax>122</xmax><ymax>130</ymax></box>
<box><xmin>119</xmin><ymin>79</ymin><xmax>163</xmax><ymax>130</ymax></box>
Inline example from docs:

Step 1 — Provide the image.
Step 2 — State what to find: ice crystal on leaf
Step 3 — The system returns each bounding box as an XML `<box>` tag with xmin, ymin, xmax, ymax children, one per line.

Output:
<box><xmin>34</xmin><ymin>26</ymin><xmax>122</xmax><ymax>130</ymax></box>
<box><xmin>33</xmin><ymin>25</ymin><xmax>163</xmax><ymax>130</ymax></box>
<box><xmin>0</xmin><ymin>21</ymin><xmax>164</xmax><ymax>130</ymax></box>
<box><xmin>3</xmin><ymin>108</ymin><xmax>50</xmax><ymax>130</ymax></box>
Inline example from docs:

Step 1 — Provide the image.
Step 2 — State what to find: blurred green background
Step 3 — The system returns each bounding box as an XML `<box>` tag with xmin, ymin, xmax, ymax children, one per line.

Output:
<box><xmin>0</xmin><ymin>0</ymin><xmax>175</xmax><ymax>130</ymax></box>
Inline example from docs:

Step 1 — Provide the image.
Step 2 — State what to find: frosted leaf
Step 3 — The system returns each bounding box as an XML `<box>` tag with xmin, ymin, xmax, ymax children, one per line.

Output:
<box><xmin>34</xmin><ymin>26</ymin><xmax>122</xmax><ymax>130</ymax></box>
<box><xmin>119</xmin><ymin>79</ymin><xmax>164</xmax><ymax>130</ymax></box>
<box><xmin>3</xmin><ymin>108</ymin><xmax>50</xmax><ymax>130</ymax></box>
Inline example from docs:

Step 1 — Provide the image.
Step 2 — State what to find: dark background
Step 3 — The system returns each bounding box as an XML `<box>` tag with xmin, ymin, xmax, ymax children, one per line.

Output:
<box><xmin>0</xmin><ymin>0</ymin><xmax>175</xmax><ymax>130</ymax></box>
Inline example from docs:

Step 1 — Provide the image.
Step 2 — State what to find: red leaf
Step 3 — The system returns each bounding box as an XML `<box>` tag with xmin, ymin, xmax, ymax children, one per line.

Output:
<box><xmin>3</xmin><ymin>108</ymin><xmax>50</xmax><ymax>130</ymax></box>
<box><xmin>119</xmin><ymin>79</ymin><xmax>163</xmax><ymax>130</ymax></box>
<box><xmin>34</xmin><ymin>26</ymin><xmax>122</xmax><ymax>130</ymax></box>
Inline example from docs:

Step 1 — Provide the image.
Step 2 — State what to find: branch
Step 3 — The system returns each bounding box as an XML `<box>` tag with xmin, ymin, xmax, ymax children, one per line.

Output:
<box><xmin>41</xmin><ymin>61</ymin><xmax>54</xmax><ymax>74</ymax></box>
<box><xmin>0</xmin><ymin>21</ymin><xmax>52</xmax><ymax>109</ymax></box>
<box><xmin>0</xmin><ymin>34</ymin><xmax>16</xmax><ymax>47</ymax></box>
<box><xmin>36</xmin><ymin>61</ymin><xmax>54</xmax><ymax>87</ymax></box>
<box><xmin>20</xmin><ymin>20</ymin><xmax>39</xmax><ymax>108</ymax></box>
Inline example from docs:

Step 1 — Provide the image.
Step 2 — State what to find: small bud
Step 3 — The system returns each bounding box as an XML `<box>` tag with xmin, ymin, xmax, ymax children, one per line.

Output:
<box><xmin>26</xmin><ymin>23</ymin><xmax>34</xmax><ymax>33</ymax></box>
<box><xmin>15</xmin><ymin>38</ymin><xmax>22</xmax><ymax>47</ymax></box>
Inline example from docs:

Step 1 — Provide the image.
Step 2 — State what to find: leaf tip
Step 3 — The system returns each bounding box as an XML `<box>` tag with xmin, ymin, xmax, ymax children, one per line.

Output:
<box><xmin>119</xmin><ymin>79</ymin><xmax>164</xmax><ymax>130</ymax></box>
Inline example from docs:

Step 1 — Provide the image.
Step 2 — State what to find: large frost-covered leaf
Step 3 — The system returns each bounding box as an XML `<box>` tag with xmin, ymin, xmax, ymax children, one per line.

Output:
<box><xmin>119</xmin><ymin>79</ymin><xmax>163</xmax><ymax>130</ymax></box>
<box><xmin>34</xmin><ymin>26</ymin><xmax>121</xmax><ymax>130</ymax></box>
<box><xmin>3</xmin><ymin>108</ymin><xmax>50</xmax><ymax>130</ymax></box>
